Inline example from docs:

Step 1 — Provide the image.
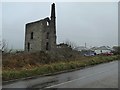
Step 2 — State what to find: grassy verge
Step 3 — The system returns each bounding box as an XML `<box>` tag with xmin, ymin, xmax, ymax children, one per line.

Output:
<box><xmin>2</xmin><ymin>55</ymin><xmax>119</xmax><ymax>81</ymax></box>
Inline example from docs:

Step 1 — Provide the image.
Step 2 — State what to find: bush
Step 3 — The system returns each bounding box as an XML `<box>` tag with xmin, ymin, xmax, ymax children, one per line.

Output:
<box><xmin>2</xmin><ymin>50</ymin><xmax>120</xmax><ymax>81</ymax></box>
<box><xmin>2</xmin><ymin>51</ymin><xmax>53</xmax><ymax>68</ymax></box>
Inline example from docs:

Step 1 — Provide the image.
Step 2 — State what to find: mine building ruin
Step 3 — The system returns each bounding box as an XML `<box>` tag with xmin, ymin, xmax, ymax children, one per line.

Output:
<box><xmin>25</xmin><ymin>3</ymin><xmax>56</xmax><ymax>52</ymax></box>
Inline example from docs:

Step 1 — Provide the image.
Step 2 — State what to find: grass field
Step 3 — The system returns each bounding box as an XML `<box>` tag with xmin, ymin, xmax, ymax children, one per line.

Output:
<box><xmin>2</xmin><ymin>53</ymin><xmax>119</xmax><ymax>81</ymax></box>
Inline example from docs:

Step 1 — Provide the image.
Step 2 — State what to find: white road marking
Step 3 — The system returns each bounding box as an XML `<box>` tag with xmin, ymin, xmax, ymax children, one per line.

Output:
<box><xmin>46</xmin><ymin>68</ymin><xmax>113</xmax><ymax>88</ymax></box>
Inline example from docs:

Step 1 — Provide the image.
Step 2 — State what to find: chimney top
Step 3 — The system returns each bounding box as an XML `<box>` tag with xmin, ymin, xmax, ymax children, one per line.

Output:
<box><xmin>51</xmin><ymin>3</ymin><xmax>55</xmax><ymax>19</ymax></box>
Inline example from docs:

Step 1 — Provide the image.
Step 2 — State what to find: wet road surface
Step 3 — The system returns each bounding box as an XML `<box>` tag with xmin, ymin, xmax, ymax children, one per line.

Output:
<box><xmin>3</xmin><ymin>61</ymin><xmax>118</xmax><ymax>89</ymax></box>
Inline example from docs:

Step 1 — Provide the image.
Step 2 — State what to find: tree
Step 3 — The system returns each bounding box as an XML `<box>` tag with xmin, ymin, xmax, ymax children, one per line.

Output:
<box><xmin>112</xmin><ymin>46</ymin><xmax>120</xmax><ymax>55</ymax></box>
<box><xmin>1</xmin><ymin>39</ymin><xmax>8</xmax><ymax>53</ymax></box>
<box><xmin>63</xmin><ymin>40</ymin><xmax>77</xmax><ymax>49</ymax></box>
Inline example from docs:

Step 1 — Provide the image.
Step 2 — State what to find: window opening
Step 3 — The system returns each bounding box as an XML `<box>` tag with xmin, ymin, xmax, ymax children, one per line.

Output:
<box><xmin>46</xmin><ymin>32</ymin><xmax>49</xmax><ymax>39</ymax></box>
<box><xmin>47</xmin><ymin>22</ymin><xmax>49</xmax><ymax>26</ymax></box>
<box><xmin>31</xmin><ymin>32</ymin><xmax>33</xmax><ymax>39</ymax></box>
<box><xmin>46</xmin><ymin>42</ymin><xmax>49</xmax><ymax>50</ymax></box>
<box><xmin>28</xmin><ymin>42</ymin><xmax>30</xmax><ymax>52</ymax></box>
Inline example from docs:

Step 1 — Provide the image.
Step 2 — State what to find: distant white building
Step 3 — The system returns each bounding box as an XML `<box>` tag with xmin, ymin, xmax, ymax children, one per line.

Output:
<box><xmin>91</xmin><ymin>46</ymin><xmax>113</xmax><ymax>54</ymax></box>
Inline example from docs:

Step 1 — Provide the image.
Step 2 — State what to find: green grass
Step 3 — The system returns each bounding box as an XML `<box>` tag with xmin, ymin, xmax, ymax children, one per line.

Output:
<box><xmin>2</xmin><ymin>55</ymin><xmax>119</xmax><ymax>81</ymax></box>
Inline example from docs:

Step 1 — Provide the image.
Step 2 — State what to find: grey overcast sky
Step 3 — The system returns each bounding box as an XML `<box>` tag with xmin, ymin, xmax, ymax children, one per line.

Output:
<box><xmin>2</xmin><ymin>2</ymin><xmax>118</xmax><ymax>50</ymax></box>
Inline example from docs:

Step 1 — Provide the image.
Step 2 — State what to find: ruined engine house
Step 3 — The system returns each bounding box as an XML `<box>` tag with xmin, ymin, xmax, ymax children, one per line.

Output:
<box><xmin>25</xmin><ymin>3</ymin><xmax>56</xmax><ymax>52</ymax></box>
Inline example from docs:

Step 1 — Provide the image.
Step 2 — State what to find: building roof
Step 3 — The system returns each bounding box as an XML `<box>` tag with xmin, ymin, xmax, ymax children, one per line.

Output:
<box><xmin>90</xmin><ymin>46</ymin><xmax>113</xmax><ymax>50</ymax></box>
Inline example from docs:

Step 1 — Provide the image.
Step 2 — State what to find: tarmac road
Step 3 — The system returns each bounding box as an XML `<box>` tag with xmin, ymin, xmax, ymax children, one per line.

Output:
<box><xmin>3</xmin><ymin>61</ymin><xmax>118</xmax><ymax>89</ymax></box>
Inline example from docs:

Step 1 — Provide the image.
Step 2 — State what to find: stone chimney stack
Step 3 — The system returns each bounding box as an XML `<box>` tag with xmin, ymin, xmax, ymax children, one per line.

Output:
<box><xmin>51</xmin><ymin>3</ymin><xmax>55</xmax><ymax>20</ymax></box>
<box><xmin>50</xmin><ymin>3</ymin><xmax>56</xmax><ymax>51</ymax></box>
